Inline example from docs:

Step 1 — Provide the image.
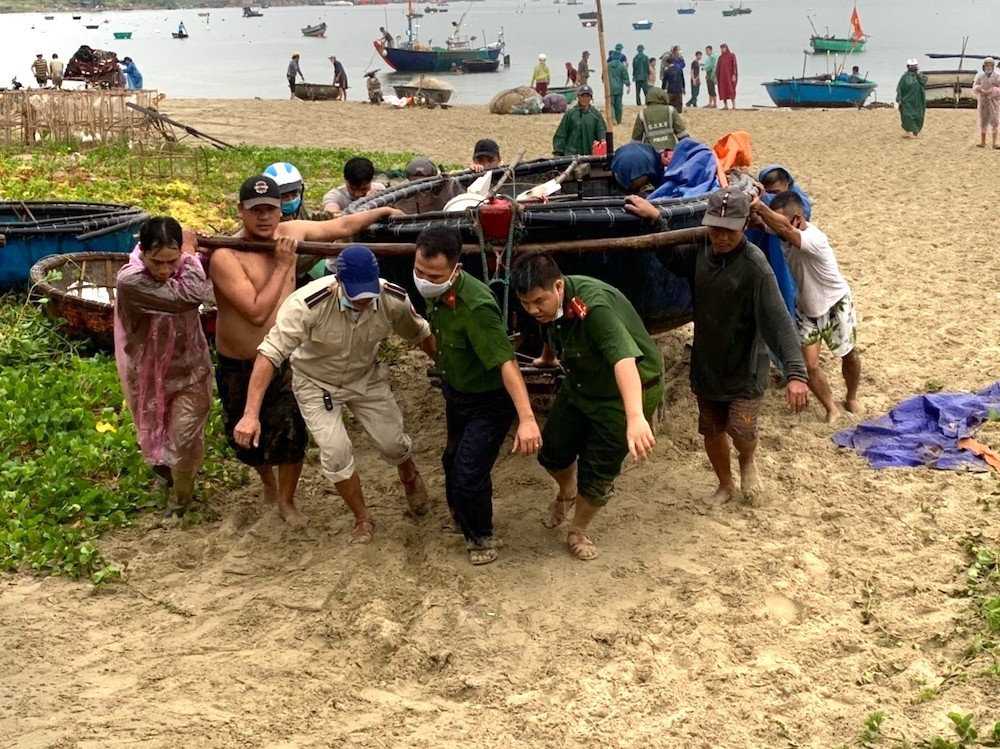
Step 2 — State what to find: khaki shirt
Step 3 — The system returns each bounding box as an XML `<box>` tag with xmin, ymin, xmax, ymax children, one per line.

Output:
<box><xmin>258</xmin><ymin>275</ymin><xmax>431</xmax><ymax>393</ymax></box>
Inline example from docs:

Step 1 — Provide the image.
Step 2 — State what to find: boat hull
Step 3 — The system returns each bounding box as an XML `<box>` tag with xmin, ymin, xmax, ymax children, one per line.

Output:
<box><xmin>293</xmin><ymin>83</ymin><xmax>343</xmax><ymax>101</ymax></box>
<box><xmin>461</xmin><ymin>58</ymin><xmax>500</xmax><ymax>73</ymax></box>
<box><xmin>375</xmin><ymin>42</ymin><xmax>501</xmax><ymax>72</ymax></box>
<box><xmin>392</xmin><ymin>84</ymin><xmax>453</xmax><ymax>103</ymax></box>
<box><xmin>676</xmin><ymin>8</ymin><xmax>695</xmax><ymax>14</ymax></box>
<box><xmin>762</xmin><ymin>79</ymin><xmax>876</xmax><ymax>108</ymax></box>
<box><xmin>302</xmin><ymin>22</ymin><xmax>327</xmax><ymax>37</ymax></box>
<box><xmin>632</xmin><ymin>21</ymin><xmax>653</xmax><ymax>30</ymax></box>
<box><xmin>810</xmin><ymin>36</ymin><xmax>866</xmax><ymax>54</ymax></box>
<box><xmin>113</xmin><ymin>32</ymin><xmax>132</xmax><ymax>39</ymax></box>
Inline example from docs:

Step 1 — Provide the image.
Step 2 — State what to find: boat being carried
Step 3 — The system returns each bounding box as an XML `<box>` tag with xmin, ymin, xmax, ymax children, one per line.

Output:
<box><xmin>374</xmin><ymin>0</ymin><xmax>503</xmax><ymax>73</ymax></box>
<box><xmin>302</xmin><ymin>22</ymin><xmax>327</xmax><ymax>37</ymax></box>
<box><xmin>722</xmin><ymin>3</ymin><xmax>752</xmax><ymax>17</ymax></box>
<box><xmin>809</xmin><ymin>2</ymin><xmax>867</xmax><ymax>54</ymax></box>
<box><xmin>762</xmin><ymin>73</ymin><xmax>876</xmax><ymax>108</ymax></box>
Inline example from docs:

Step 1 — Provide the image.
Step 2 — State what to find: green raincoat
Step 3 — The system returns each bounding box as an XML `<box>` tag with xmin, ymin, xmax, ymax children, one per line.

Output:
<box><xmin>896</xmin><ymin>70</ymin><xmax>928</xmax><ymax>134</ymax></box>
<box><xmin>607</xmin><ymin>58</ymin><xmax>631</xmax><ymax>124</ymax></box>
<box><xmin>632</xmin><ymin>46</ymin><xmax>650</xmax><ymax>105</ymax></box>
<box><xmin>552</xmin><ymin>104</ymin><xmax>608</xmax><ymax>156</ymax></box>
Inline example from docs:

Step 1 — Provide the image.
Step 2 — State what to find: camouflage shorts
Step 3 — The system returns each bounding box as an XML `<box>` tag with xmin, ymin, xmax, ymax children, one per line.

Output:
<box><xmin>796</xmin><ymin>292</ymin><xmax>857</xmax><ymax>358</ymax></box>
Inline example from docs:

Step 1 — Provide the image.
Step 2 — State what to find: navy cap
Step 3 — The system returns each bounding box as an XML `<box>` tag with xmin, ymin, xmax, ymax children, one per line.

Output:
<box><xmin>335</xmin><ymin>245</ymin><xmax>381</xmax><ymax>300</ymax></box>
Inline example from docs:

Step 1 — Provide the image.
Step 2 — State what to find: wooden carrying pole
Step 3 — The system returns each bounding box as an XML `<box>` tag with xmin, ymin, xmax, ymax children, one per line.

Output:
<box><xmin>196</xmin><ymin>226</ymin><xmax>707</xmax><ymax>258</ymax></box>
<box><xmin>595</xmin><ymin>0</ymin><xmax>613</xmax><ymax>125</ymax></box>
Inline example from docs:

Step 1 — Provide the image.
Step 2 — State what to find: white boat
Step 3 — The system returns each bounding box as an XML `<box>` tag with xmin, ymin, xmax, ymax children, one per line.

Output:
<box><xmin>323</xmin><ymin>0</ymin><xmax>354</xmax><ymax>5</ymax></box>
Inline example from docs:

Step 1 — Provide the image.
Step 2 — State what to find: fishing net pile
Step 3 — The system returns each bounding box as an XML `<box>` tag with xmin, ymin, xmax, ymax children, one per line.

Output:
<box><xmin>64</xmin><ymin>45</ymin><xmax>120</xmax><ymax>81</ymax></box>
<box><xmin>490</xmin><ymin>86</ymin><xmax>544</xmax><ymax>115</ymax></box>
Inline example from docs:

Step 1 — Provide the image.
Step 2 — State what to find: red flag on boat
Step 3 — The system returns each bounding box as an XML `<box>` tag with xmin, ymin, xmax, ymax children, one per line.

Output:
<box><xmin>850</xmin><ymin>5</ymin><xmax>864</xmax><ymax>41</ymax></box>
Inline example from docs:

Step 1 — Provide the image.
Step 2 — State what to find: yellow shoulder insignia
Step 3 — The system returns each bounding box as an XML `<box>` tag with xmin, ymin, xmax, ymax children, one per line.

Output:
<box><xmin>383</xmin><ymin>281</ymin><xmax>408</xmax><ymax>300</ymax></box>
<box><xmin>305</xmin><ymin>284</ymin><xmax>336</xmax><ymax>309</ymax></box>
<box><xmin>566</xmin><ymin>296</ymin><xmax>589</xmax><ymax>320</ymax></box>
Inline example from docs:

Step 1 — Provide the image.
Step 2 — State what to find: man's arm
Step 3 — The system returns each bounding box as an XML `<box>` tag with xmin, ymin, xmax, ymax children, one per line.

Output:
<box><xmin>208</xmin><ymin>237</ymin><xmax>297</xmax><ymax>326</ymax></box>
<box><xmin>552</xmin><ymin>113</ymin><xmax>569</xmax><ymax>155</ymax></box>
<box><xmin>232</xmin><ymin>354</ymin><xmax>276</xmax><ymax>449</ymax></box>
<box><xmin>499</xmin><ymin>359</ymin><xmax>542</xmax><ymax>456</ymax></box>
<box><xmin>614</xmin><ymin>358</ymin><xmax>655</xmax><ymax>459</ymax></box>
<box><xmin>384</xmin><ymin>291</ymin><xmax>433</xmax><ymax>348</ymax></box>
<box><xmin>673</xmin><ymin>109</ymin><xmax>690</xmax><ymax>141</ymax></box>
<box><xmin>281</xmin><ymin>206</ymin><xmax>400</xmax><ymax>242</ymax></box>
<box><xmin>752</xmin><ymin>200</ymin><xmax>801</xmax><ymax>247</ymax></box>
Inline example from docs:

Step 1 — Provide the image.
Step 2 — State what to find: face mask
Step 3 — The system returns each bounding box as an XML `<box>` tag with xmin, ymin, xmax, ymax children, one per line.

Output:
<box><xmin>280</xmin><ymin>197</ymin><xmax>301</xmax><ymax>216</ymax></box>
<box><xmin>412</xmin><ymin>268</ymin><xmax>456</xmax><ymax>299</ymax></box>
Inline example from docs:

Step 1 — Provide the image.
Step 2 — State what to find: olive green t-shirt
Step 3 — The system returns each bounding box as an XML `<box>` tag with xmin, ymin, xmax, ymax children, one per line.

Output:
<box><xmin>425</xmin><ymin>271</ymin><xmax>515</xmax><ymax>393</ymax></box>
<box><xmin>546</xmin><ymin>275</ymin><xmax>663</xmax><ymax>399</ymax></box>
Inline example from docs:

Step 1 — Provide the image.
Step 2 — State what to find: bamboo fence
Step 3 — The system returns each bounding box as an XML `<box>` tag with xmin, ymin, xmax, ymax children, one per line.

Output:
<box><xmin>0</xmin><ymin>89</ymin><xmax>162</xmax><ymax>148</ymax></box>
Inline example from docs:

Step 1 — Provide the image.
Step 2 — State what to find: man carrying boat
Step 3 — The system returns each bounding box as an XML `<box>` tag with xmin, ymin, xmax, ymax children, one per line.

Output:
<box><xmin>552</xmin><ymin>85</ymin><xmax>607</xmax><ymax>157</ymax></box>
<box><xmin>209</xmin><ymin>175</ymin><xmax>400</xmax><ymax>527</ymax></box>
<box><xmin>896</xmin><ymin>59</ymin><xmax>928</xmax><ymax>137</ymax></box>
<box><xmin>625</xmin><ymin>187</ymin><xmax>809</xmax><ymax>505</ymax></box>
<box><xmin>510</xmin><ymin>253</ymin><xmax>662</xmax><ymax>561</ymax></box>
<box><xmin>413</xmin><ymin>227</ymin><xmax>541</xmax><ymax>565</ymax></box>
<box><xmin>322</xmin><ymin>157</ymin><xmax>387</xmax><ymax>215</ymax></box>
<box><xmin>234</xmin><ymin>245</ymin><xmax>434</xmax><ymax>544</ymax></box>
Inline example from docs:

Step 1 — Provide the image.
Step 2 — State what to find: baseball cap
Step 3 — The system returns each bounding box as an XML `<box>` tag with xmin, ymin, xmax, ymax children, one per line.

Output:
<box><xmin>577</xmin><ymin>85</ymin><xmax>594</xmax><ymax>96</ymax></box>
<box><xmin>404</xmin><ymin>157</ymin><xmax>438</xmax><ymax>179</ymax></box>
<box><xmin>473</xmin><ymin>138</ymin><xmax>500</xmax><ymax>158</ymax></box>
<box><xmin>906</xmin><ymin>58</ymin><xmax>918</xmax><ymax>67</ymax></box>
<box><xmin>702</xmin><ymin>186</ymin><xmax>751</xmax><ymax>230</ymax></box>
<box><xmin>239</xmin><ymin>175</ymin><xmax>282</xmax><ymax>209</ymax></box>
<box><xmin>335</xmin><ymin>245</ymin><xmax>381</xmax><ymax>300</ymax></box>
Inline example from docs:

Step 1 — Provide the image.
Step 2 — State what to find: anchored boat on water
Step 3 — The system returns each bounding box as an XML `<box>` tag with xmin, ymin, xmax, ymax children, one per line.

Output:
<box><xmin>301</xmin><ymin>22</ymin><xmax>327</xmax><ymax>37</ymax></box>
<box><xmin>809</xmin><ymin>3</ymin><xmax>867</xmax><ymax>54</ymax></box>
<box><xmin>374</xmin><ymin>0</ymin><xmax>503</xmax><ymax>73</ymax></box>
<box><xmin>762</xmin><ymin>74</ymin><xmax>877</xmax><ymax>108</ymax></box>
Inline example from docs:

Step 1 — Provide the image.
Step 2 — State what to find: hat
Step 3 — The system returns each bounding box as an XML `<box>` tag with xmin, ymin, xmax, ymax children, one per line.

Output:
<box><xmin>239</xmin><ymin>175</ymin><xmax>282</xmax><ymax>209</ymax></box>
<box><xmin>577</xmin><ymin>84</ymin><xmax>594</xmax><ymax>96</ymax></box>
<box><xmin>906</xmin><ymin>58</ymin><xmax>918</xmax><ymax>67</ymax></box>
<box><xmin>538</xmin><ymin>53</ymin><xmax>547</xmax><ymax>61</ymax></box>
<box><xmin>702</xmin><ymin>187</ymin><xmax>751</xmax><ymax>230</ymax></box>
<box><xmin>637</xmin><ymin>44</ymin><xmax>645</xmax><ymax>52</ymax></box>
<box><xmin>615</xmin><ymin>43</ymin><xmax>624</xmax><ymax>50</ymax></box>
<box><xmin>292</xmin><ymin>51</ymin><xmax>301</xmax><ymax>58</ymax></box>
<box><xmin>473</xmin><ymin>138</ymin><xmax>500</xmax><ymax>158</ymax></box>
<box><xmin>36</xmin><ymin>53</ymin><xmax>43</xmax><ymax>57</ymax></box>
<box><xmin>404</xmin><ymin>157</ymin><xmax>438</xmax><ymax>179</ymax></box>
<box><xmin>335</xmin><ymin>245</ymin><xmax>381</xmax><ymax>300</ymax></box>
<box><xmin>985</xmin><ymin>57</ymin><xmax>996</xmax><ymax>66</ymax></box>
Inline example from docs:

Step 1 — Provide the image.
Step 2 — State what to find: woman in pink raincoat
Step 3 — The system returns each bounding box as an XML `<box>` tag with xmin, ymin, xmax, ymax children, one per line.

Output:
<box><xmin>114</xmin><ymin>217</ymin><xmax>213</xmax><ymax>514</ymax></box>
<box><xmin>973</xmin><ymin>57</ymin><xmax>1000</xmax><ymax>149</ymax></box>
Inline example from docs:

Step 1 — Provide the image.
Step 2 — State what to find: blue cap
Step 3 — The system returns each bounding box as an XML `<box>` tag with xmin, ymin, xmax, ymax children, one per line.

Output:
<box><xmin>335</xmin><ymin>245</ymin><xmax>381</xmax><ymax>300</ymax></box>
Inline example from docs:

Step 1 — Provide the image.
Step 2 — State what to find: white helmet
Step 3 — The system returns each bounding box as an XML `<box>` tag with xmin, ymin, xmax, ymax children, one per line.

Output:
<box><xmin>538</xmin><ymin>53</ymin><xmax>547</xmax><ymax>61</ymax></box>
<box><xmin>264</xmin><ymin>162</ymin><xmax>303</xmax><ymax>194</ymax></box>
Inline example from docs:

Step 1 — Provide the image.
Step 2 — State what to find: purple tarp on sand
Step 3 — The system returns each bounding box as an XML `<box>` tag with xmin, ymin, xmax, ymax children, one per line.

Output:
<box><xmin>832</xmin><ymin>381</ymin><xmax>1000</xmax><ymax>471</ymax></box>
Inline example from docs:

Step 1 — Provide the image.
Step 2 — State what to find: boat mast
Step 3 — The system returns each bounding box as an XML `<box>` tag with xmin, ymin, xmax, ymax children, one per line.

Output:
<box><xmin>406</xmin><ymin>0</ymin><xmax>415</xmax><ymax>45</ymax></box>
<box><xmin>595</xmin><ymin>0</ymin><xmax>612</xmax><ymax>124</ymax></box>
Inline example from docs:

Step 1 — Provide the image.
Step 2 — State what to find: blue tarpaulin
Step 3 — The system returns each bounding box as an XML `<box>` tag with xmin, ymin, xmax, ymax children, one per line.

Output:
<box><xmin>647</xmin><ymin>138</ymin><xmax>721</xmax><ymax>200</ymax></box>
<box><xmin>833</xmin><ymin>381</ymin><xmax>1000</xmax><ymax>470</ymax></box>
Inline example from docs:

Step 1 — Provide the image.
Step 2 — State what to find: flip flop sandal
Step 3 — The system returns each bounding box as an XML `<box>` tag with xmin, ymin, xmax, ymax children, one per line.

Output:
<box><xmin>401</xmin><ymin>473</ymin><xmax>430</xmax><ymax>516</ymax></box>
<box><xmin>542</xmin><ymin>495</ymin><xmax>575</xmax><ymax>529</ymax></box>
<box><xmin>567</xmin><ymin>529</ymin><xmax>599</xmax><ymax>561</ymax></box>
<box><xmin>467</xmin><ymin>538</ymin><xmax>499</xmax><ymax>566</ymax></box>
<box><xmin>349</xmin><ymin>518</ymin><xmax>376</xmax><ymax>544</ymax></box>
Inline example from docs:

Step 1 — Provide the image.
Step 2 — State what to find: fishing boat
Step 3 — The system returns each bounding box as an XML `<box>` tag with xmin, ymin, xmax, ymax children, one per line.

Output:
<box><xmin>392</xmin><ymin>75</ymin><xmax>454</xmax><ymax>104</ymax></box>
<box><xmin>301</xmin><ymin>22</ymin><xmax>327</xmax><ymax>37</ymax></box>
<box><xmin>0</xmin><ymin>202</ymin><xmax>147</xmax><ymax>290</ymax></box>
<box><xmin>922</xmin><ymin>66</ymin><xmax>977</xmax><ymax>108</ymax></box>
<box><xmin>578</xmin><ymin>10</ymin><xmax>597</xmax><ymax>19</ymax></box>
<box><xmin>722</xmin><ymin>3</ymin><xmax>751</xmax><ymax>16</ymax></box>
<box><xmin>461</xmin><ymin>58</ymin><xmax>501</xmax><ymax>72</ymax></box>
<box><xmin>677</xmin><ymin>4</ymin><xmax>696</xmax><ymax>15</ymax></box>
<box><xmin>85</xmin><ymin>24</ymin><xmax>100</xmax><ymax>29</ymax></box>
<box><xmin>292</xmin><ymin>82</ymin><xmax>344</xmax><ymax>101</ymax></box>
<box><xmin>547</xmin><ymin>85</ymin><xmax>578</xmax><ymax>103</ymax></box>
<box><xmin>72</xmin><ymin>15</ymin><xmax>82</xmax><ymax>19</ymax></box>
<box><xmin>242</xmin><ymin>6</ymin><xmax>263</xmax><ymax>17</ymax></box>
<box><xmin>172</xmin><ymin>31</ymin><xmax>189</xmax><ymax>39</ymax></box>
<box><xmin>44</xmin><ymin>15</ymin><xmax>54</xmax><ymax>20</ymax></box>
<box><xmin>374</xmin><ymin>0</ymin><xmax>504</xmax><ymax>73</ymax></box>
<box><xmin>632</xmin><ymin>19</ymin><xmax>653</xmax><ymax>30</ymax></box>
<box><xmin>809</xmin><ymin>3</ymin><xmax>867</xmax><ymax>54</ymax></box>
<box><xmin>762</xmin><ymin>74</ymin><xmax>876</xmax><ymax>108</ymax></box>
<box><xmin>336</xmin><ymin>156</ymin><xmax>753</xmax><ymax>336</ymax></box>
<box><xmin>113</xmin><ymin>31</ymin><xmax>133</xmax><ymax>40</ymax></box>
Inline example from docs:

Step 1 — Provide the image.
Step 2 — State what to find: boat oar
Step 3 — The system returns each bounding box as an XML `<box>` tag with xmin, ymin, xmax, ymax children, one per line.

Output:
<box><xmin>487</xmin><ymin>149</ymin><xmax>526</xmax><ymax>199</ymax></box>
<box><xmin>196</xmin><ymin>225</ymin><xmax>707</xmax><ymax>258</ymax></box>
<box><xmin>515</xmin><ymin>157</ymin><xmax>584</xmax><ymax>201</ymax></box>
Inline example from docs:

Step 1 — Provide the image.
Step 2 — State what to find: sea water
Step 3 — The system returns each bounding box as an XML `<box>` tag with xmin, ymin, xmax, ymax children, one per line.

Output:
<box><xmin>0</xmin><ymin>0</ymin><xmax>996</xmax><ymax>107</ymax></box>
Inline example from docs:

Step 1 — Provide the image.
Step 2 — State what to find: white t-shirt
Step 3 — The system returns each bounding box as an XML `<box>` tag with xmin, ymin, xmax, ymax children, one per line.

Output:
<box><xmin>321</xmin><ymin>182</ymin><xmax>387</xmax><ymax>211</ymax></box>
<box><xmin>781</xmin><ymin>222</ymin><xmax>851</xmax><ymax>318</ymax></box>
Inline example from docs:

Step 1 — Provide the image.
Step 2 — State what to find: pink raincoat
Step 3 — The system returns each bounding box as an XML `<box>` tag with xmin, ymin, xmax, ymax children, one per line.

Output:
<box><xmin>113</xmin><ymin>248</ymin><xmax>213</xmax><ymax>472</ymax></box>
<box><xmin>973</xmin><ymin>69</ymin><xmax>1000</xmax><ymax>134</ymax></box>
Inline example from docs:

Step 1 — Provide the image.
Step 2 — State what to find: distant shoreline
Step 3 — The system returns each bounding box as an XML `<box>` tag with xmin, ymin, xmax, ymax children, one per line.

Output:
<box><xmin>0</xmin><ymin>1</ymin><xmax>411</xmax><ymax>15</ymax></box>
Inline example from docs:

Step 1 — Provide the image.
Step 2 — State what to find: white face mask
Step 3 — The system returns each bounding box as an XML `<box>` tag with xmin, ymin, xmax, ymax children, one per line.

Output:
<box><xmin>412</xmin><ymin>267</ymin><xmax>457</xmax><ymax>299</ymax></box>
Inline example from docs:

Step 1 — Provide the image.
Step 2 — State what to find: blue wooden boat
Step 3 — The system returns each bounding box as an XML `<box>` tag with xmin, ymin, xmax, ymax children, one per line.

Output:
<box><xmin>632</xmin><ymin>19</ymin><xmax>653</xmax><ymax>29</ymax></box>
<box><xmin>374</xmin><ymin>0</ymin><xmax>502</xmax><ymax>72</ymax></box>
<box><xmin>677</xmin><ymin>6</ymin><xmax>696</xmax><ymax>15</ymax></box>
<box><xmin>1</xmin><ymin>202</ymin><xmax>147</xmax><ymax>290</ymax></box>
<box><xmin>762</xmin><ymin>75</ymin><xmax>876</xmax><ymax>108</ymax></box>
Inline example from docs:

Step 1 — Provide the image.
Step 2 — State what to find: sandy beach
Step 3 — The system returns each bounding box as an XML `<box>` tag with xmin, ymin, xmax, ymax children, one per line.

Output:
<box><xmin>3</xmin><ymin>100</ymin><xmax>1000</xmax><ymax>748</ymax></box>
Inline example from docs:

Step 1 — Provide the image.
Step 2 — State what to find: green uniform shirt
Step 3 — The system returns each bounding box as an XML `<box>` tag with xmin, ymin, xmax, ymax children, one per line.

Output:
<box><xmin>426</xmin><ymin>271</ymin><xmax>515</xmax><ymax>393</ymax></box>
<box><xmin>546</xmin><ymin>275</ymin><xmax>663</xmax><ymax>399</ymax></box>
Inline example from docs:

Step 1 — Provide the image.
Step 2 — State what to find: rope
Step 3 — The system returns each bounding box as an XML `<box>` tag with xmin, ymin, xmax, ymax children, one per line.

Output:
<box><xmin>472</xmin><ymin>196</ymin><xmax>522</xmax><ymax>330</ymax></box>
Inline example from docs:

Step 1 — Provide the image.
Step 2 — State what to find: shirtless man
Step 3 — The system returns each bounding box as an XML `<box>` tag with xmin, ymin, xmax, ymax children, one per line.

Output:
<box><xmin>209</xmin><ymin>175</ymin><xmax>400</xmax><ymax>526</ymax></box>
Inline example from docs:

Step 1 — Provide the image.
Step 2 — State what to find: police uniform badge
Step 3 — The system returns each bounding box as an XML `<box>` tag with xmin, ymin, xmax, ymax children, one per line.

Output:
<box><xmin>566</xmin><ymin>296</ymin><xmax>588</xmax><ymax>320</ymax></box>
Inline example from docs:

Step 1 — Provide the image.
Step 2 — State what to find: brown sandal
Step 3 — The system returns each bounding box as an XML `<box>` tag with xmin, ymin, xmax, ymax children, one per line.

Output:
<box><xmin>467</xmin><ymin>537</ymin><xmax>500</xmax><ymax>566</ymax></box>
<box><xmin>349</xmin><ymin>518</ymin><xmax>376</xmax><ymax>544</ymax></box>
<box><xmin>401</xmin><ymin>472</ymin><xmax>430</xmax><ymax>516</ymax></box>
<box><xmin>542</xmin><ymin>495</ymin><xmax>575</xmax><ymax>529</ymax></box>
<box><xmin>567</xmin><ymin>529</ymin><xmax>599</xmax><ymax>561</ymax></box>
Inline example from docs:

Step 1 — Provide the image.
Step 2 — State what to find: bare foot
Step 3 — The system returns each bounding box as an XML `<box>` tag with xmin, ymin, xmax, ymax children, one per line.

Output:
<box><xmin>401</xmin><ymin>472</ymin><xmax>429</xmax><ymax>516</ymax></box>
<box><xmin>740</xmin><ymin>465</ymin><xmax>763</xmax><ymax>506</ymax></box>
<box><xmin>349</xmin><ymin>517</ymin><xmax>375</xmax><ymax>544</ymax></box>
<box><xmin>825</xmin><ymin>406</ymin><xmax>841</xmax><ymax>425</ymax></box>
<box><xmin>704</xmin><ymin>485</ymin><xmax>733</xmax><ymax>507</ymax></box>
<box><xmin>441</xmin><ymin>517</ymin><xmax>462</xmax><ymax>534</ymax></box>
<box><xmin>262</xmin><ymin>484</ymin><xmax>278</xmax><ymax>505</ymax></box>
<box><xmin>845</xmin><ymin>398</ymin><xmax>862</xmax><ymax>415</ymax></box>
<box><xmin>567</xmin><ymin>528</ymin><xmax>599</xmax><ymax>561</ymax></box>
<box><xmin>278</xmin><ymin>502</ymin><xmax>309</xmax><ymax>528</ymax></box>
<box><xmin>542</xmin><ymin>495</ymin><xmax>575</xmax><ymax>529</ymax></box>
